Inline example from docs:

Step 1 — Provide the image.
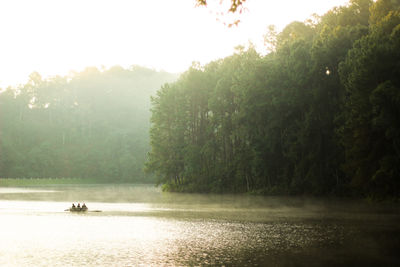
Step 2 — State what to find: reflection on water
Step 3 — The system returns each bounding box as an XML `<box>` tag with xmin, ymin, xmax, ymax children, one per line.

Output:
<box><xmin>0</xmin><ymin>184</ymin><xmax>399</xmax><ymax>266</ymax></box>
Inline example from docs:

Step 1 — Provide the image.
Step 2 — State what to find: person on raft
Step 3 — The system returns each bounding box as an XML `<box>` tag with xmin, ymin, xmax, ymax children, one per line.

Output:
<box><xmin>72</xmin><ymin>203</ymin><xmax>76</xmax><ymax>208</ymax></box>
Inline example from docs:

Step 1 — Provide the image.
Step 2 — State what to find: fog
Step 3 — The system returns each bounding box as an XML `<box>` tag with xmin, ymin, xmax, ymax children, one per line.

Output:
<box><xmin>0</xmin><ymin>66</ymin><xmax>177</xmax><ymax>182</ymax></box>
<box><xmin>1</xmin><ymin>184</ymin><xmax>398</xmax><ymax>222</ymax></box>
<box><xmin>1</xmin><ymin>184</ymin><xmax>399</xmax><ymax>266</ymax></box>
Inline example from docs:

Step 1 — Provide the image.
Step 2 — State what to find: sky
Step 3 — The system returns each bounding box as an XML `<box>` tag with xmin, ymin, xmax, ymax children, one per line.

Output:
<box><xmin>0</xmin><ymin>0</ymin><xmax>349</xmax><ymax>88</ymax></box>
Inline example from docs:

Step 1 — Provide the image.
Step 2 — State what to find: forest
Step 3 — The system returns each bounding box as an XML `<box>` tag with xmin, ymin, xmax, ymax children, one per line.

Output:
<box><xmin>0</xmin><ymin>66</ymin><xmax>177</xmax><ymax>182</ymax></box>
<box><xmin>146</xmin><ymin>0</ymin><xmax>400</xmax><ymax>198</ymax></box>
<box><xmin>1</xmin><ymin>0</ymin><xmax>399</xmax><ymax>198</ymax></box>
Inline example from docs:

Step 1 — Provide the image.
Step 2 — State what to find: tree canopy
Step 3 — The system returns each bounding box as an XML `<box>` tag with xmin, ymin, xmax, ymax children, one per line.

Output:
<box><xmin>147</xmin><ymin>0</ymin><xmax>400</xmax><ymax>198</ymax></box>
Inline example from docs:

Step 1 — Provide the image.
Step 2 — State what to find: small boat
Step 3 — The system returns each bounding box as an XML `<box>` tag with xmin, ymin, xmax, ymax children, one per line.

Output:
<box><xmin>68</xmin><ymin>206</ymin><xmax>88</xmax><ymax>212</ymax></box>
<box><xmin>65</xmin><ymin>204</ymin><xmax>101</xmax><ymax>213</ymax></box>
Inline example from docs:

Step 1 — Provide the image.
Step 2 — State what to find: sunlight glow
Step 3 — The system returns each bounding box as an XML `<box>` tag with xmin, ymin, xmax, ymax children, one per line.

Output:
<box><xmin>0</xmin><ymin>0</ymin><xmax>349</xmax><ymax>88</ymax></box>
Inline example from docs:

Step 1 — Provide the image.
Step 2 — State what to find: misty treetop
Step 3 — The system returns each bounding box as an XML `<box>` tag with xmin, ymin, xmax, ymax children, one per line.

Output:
<box><xmin>0</xmin><ymin>66</ymin><xmax>177</xmax><ymax>182</ymax></box>
<box><xmin>146</xmin><ymin>0</ymin><xmax>400</xmax><ymax>198</ymax></box>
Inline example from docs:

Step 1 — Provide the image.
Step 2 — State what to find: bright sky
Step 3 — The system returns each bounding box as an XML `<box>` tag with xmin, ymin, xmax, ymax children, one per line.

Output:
<box><xmin>0</xmin><ymin>0</ymin><xmax>349</xmax><ymax>88</ymax></box>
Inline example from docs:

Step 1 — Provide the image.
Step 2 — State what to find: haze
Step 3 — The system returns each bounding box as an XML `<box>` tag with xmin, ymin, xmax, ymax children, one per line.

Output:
<box><xmin>1</xmin><ymin>0</ymin><xmax>400</xmax><ymax>265</ymax></box>
<box><xmin>0</xmin><ymin>0</ymin><xmax>348</xmax><ymax>88</ymax></box>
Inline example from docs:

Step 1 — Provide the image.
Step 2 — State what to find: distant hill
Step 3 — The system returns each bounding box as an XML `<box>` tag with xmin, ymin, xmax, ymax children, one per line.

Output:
<box><xmin>0</xmin><ymin>65</ymin><xmax>178</xmax><ymax>182</ymax></box>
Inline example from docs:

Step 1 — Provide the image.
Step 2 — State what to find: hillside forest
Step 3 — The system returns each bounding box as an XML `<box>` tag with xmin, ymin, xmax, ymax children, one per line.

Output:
<box><xmin>146</xmin><ymin>0</ymin><xmax>400</xmax><ymax>198</ymax></box>
<box><xmin>0</xmin><ymin>66</ymin><xmax>177</xmax><ymax>183</ymax></box>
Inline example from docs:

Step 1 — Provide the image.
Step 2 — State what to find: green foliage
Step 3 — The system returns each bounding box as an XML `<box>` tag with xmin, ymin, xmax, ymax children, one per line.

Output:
<box><xmin>0</xmin><ymin>66</ymin><xmax>177</xmax><ymax>183</ymax></box>
<box><xmin>147</xmin><ymin>0</ymin><xmax>400</xmax><ymax>198</ymax></box>
<box><xmin>339</xmin><ymin>5</ymin><xmax>400</xmax><ymax>197</ymax></box>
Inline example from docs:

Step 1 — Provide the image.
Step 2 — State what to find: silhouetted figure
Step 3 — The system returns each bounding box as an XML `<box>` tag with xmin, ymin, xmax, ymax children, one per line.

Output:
<box><xmin>70</xmin><ymin>203</ymin><xmax>77</xmax><ymax>211</ymax></box>
<box><xmin>77</xmin><ymin>203</ymin><xmax>81</xmax><ymax>208</ymax></box>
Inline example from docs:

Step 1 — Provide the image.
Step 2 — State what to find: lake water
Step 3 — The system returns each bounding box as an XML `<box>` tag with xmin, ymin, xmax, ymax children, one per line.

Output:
<box><xmin>0</xmin><ymin>184</ymin><xmax>399</xmax><ymax>266</ymax></box>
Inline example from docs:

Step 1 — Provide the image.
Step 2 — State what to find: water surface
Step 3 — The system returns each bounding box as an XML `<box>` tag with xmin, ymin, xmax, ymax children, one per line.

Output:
<box><xmin>1</xmin><ymin>184</ymin><xmax>399</xmax><ymax>266</ymax></box>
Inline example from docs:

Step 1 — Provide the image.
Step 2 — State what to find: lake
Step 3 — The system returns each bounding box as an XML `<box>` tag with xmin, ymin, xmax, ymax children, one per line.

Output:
<box><xmin>0</xmin><ymin>184</ymin><xmax>399</xmax><ymax>266</ymax></box>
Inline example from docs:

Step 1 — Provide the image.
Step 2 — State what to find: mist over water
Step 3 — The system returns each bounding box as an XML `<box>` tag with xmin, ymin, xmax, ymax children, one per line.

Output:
<box><xmin>1</xmin><ymin>184</ymin><xmax>399</xmax><ymax>266</ymax></box>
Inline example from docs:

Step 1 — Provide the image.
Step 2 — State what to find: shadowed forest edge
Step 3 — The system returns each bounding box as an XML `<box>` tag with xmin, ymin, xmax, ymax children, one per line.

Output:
<box><xmin>145</xmin><ymin>0</ymin><xmax>400</xmax><ymax>198</ymax></box>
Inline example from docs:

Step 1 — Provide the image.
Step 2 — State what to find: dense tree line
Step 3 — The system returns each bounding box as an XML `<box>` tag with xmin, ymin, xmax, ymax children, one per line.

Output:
<box><xmin>0</xmin><ymin>66</ymin><xmax>177</xmax><ymax>182</ymax></box>
<box><xmin>146</xmin><ymin>0</ymin><xmax>400</xmax><ymax>198</ymax></box>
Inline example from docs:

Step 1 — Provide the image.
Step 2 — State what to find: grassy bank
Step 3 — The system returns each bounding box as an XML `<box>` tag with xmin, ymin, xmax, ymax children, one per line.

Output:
<box><xmin>0</xmin><ymin>178</ymin><xmax>101</xmax><ymax>187</ymax></box>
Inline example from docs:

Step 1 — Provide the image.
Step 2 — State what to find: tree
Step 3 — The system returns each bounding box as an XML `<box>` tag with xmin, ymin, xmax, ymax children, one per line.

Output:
<box><xmin>0</xmin><ymin>66</ymin><xmax>177</xmax><ymax>182</ymax></box>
